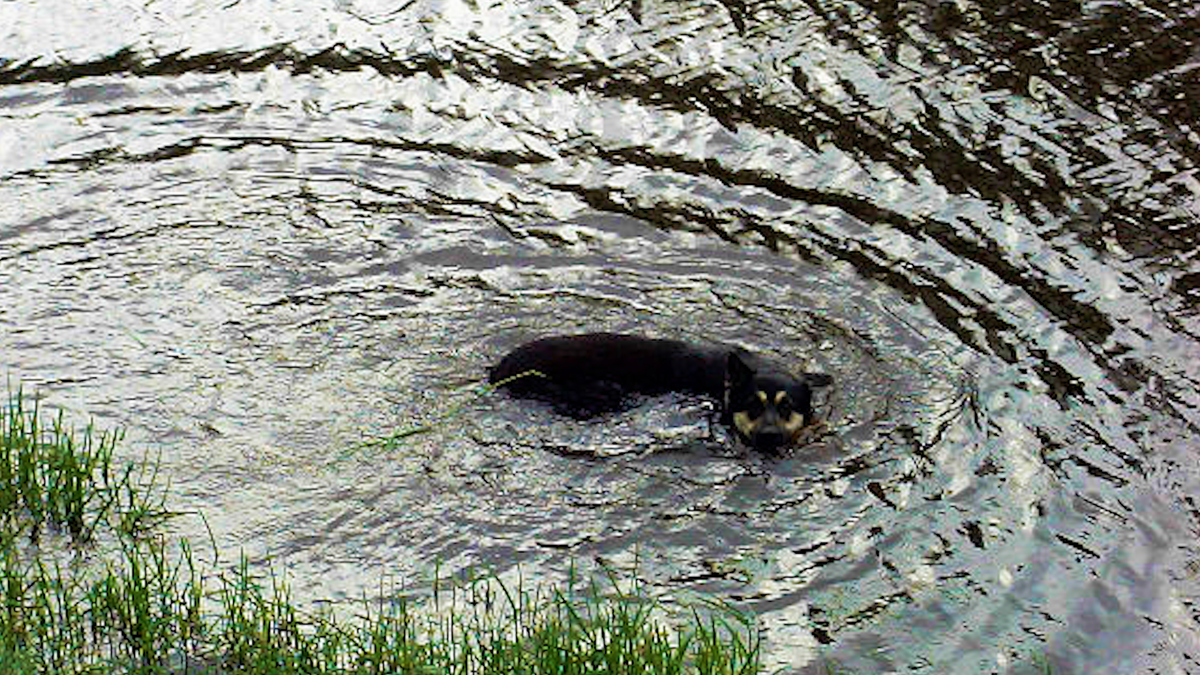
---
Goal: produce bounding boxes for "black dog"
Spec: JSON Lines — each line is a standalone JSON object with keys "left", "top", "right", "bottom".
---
{"left": 489, "top": 333, "right": 832, "bottom": 452}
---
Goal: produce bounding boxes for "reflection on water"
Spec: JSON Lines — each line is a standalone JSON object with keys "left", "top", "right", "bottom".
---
{"left": 2, "top": 0, "right": 1198, "bottom": 672}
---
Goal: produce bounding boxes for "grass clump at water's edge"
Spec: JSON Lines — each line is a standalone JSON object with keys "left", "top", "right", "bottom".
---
{"left": 1, "top": 386, "right": 169, "bottom": 543}
{"left": 1, "top": 387, "right": 762, "bottom": 674}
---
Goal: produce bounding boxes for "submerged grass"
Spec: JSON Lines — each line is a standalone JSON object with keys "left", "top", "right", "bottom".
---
{"left": 353, "top": 370, "right": 545, "bottom": 455}
{"left": 1, "top": 387, "right": 762, "bottom": 674}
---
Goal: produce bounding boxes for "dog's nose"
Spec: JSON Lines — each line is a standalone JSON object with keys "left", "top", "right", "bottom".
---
{"left": 752, "top": 428, "right": 786, "bottom": 452}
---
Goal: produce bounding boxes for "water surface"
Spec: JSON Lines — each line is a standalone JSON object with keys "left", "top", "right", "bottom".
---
{"left": 2, "top": 0, "right": 1198, "bottom": 672}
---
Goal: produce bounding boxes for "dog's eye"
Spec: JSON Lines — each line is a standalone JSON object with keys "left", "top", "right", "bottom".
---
{"left": 746, "top": 397, "right": 765, "bottom": 418}
{"left": 776, "top": 398, "right": 792, "bottom": 418}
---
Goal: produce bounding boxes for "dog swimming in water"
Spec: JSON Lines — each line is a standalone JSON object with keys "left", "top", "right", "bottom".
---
{"left": 489, "top": 333, "right": 832, "bottom": 453}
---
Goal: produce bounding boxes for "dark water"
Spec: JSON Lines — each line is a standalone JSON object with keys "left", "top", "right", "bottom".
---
{"left": 2, "top": 0, "right": 1199, "bottom": 672}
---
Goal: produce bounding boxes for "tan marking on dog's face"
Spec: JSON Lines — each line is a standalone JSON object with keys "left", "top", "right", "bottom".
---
{"left": 733, "top": 390, "right": 808, "bottom": 447}
{"left": 732, "top": 410, "right": 756, "bottom": 439}
{"left": 733, "top": 391, "right": 771, "bottom": 438}
{"left": 779, "top": 411, "right": 806, "bottom": 437}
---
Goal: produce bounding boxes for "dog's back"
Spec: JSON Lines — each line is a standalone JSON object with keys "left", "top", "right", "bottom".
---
{"left": 489, "top": 333, "right": 726, "bottom": 400}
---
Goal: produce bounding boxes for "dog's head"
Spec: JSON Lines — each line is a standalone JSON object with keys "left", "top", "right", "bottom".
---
{"left": 724, "top": 349, "right": 831, "bottom": 453}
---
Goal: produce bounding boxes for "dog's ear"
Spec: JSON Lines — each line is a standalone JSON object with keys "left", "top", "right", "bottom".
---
{"left": 791, "top": 381, "right": 816, "bottom": 424}
{"left": 804, "top": 372, "right": 833, "bottom": 388}
{"left": 720, "top": 349, "right": 755, "bottom": 425}
{"left": 725, "top": 349, "right": 755, "bottom": 391}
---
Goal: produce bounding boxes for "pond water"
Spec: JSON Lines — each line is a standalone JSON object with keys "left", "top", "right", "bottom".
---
{"left": 2, "top": 0, "right": 1199, "bottom": 672}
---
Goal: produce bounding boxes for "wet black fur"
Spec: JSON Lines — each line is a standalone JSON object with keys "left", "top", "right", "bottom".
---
{"left": 489, "top": 333, "right": 832, "bottom": 452}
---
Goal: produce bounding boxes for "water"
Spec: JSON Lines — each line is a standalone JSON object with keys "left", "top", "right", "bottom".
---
{"left": 2, "top": 0, "right": 1198, "bottom": 672}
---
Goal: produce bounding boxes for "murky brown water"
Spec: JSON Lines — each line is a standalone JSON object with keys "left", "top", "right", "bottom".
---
{"left": 3, "top": 0, "right": 1199, "bottom": 672}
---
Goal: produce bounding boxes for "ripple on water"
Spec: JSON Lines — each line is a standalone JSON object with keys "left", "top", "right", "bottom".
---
{"left": 1, "top": 0, "right": 1198, "bottom": 672}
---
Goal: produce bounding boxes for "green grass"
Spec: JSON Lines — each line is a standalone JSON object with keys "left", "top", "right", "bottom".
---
{"left": 1, "top": 386, "right": 172, "bottom": 543}
{"left": 1, "top": 387, "right": 762, "bottom": 674}
{"left": 353, "top": 370, "right": 545, "bottom": 455}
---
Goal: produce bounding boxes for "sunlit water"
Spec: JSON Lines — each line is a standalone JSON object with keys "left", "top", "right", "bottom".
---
{"left": 2, "top": 0, "right": 1199, "bottom": 672}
